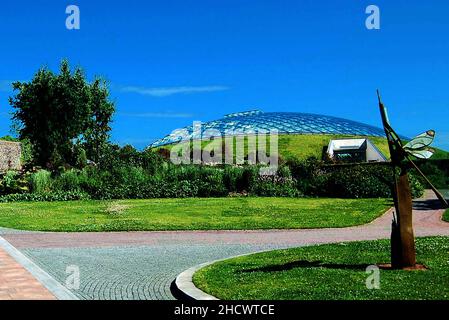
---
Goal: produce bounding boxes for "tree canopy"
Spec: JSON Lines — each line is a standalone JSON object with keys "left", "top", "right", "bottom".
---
{"left": 9, "top": 60, "right": 115, "bottom": 169}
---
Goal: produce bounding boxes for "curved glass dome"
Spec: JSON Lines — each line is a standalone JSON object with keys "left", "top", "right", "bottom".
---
{"left": 150, "top": 110, "right": 386, "bottom": 148}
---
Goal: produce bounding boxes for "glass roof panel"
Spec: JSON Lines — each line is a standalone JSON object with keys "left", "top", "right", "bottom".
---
{"left": 150, "top": 110, "right": 392, "bottom": 148}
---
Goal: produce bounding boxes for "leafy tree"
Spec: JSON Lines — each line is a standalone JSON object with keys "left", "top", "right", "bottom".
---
{"left": 83, "top": 79, "right": 115, "bottom": 164}
{"left": 9, "top": 60, "right": 115, "bottom": 168}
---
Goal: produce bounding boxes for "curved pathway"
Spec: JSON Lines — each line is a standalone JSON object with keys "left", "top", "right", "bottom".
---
{"left": 0, "top": 192, "right": 447, "bottom": 300}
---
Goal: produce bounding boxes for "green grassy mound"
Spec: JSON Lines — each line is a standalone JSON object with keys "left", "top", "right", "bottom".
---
{"left": 155, "top": 134, "right": 390, "bottom": 160}
{"left": 154, "top": 133, "right": 449, "bottom": 161}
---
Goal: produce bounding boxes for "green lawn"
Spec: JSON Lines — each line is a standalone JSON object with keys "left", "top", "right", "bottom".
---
{"left": 0, "top": 197, "right": 390, "bottom": 232}
{"left": 194, "top": 237, "right": 449, "bottom": 300}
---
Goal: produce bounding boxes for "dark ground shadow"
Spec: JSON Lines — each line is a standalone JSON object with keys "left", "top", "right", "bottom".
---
{"left": 413, "top": 199, "right": 446, "bottom": 211}
{"left": 240, "top": 260, "right": 370, "bottom": 273}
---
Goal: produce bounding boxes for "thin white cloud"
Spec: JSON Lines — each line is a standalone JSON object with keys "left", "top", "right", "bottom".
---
{"left": 118, "top": 112, "right": 195, "bottom": 119}
{"left": 120, "top": 85, "right": 229, "bottom": 97}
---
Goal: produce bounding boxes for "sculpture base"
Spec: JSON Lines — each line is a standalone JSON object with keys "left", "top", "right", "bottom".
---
{"left": 377, "top": 263, "right": 428, "bottom": 271}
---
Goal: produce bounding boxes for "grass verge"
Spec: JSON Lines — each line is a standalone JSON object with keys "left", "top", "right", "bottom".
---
{"left": 194, "top": 237, "right": 449, "bottom": 300}
{"left": 0, "top": 197, "right": 390, "bottom": 232}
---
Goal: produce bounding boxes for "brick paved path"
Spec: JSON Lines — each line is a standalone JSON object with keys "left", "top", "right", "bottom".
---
{"left": 0, "top": 192, "right": 447, "bottom": 300}
{"left": 0, "top": 247, "right": 55, "bottom": 300}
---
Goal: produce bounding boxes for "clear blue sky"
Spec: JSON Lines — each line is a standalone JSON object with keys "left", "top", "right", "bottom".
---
{"left": 1, "top": 0, "right": 448, "bottom": 150}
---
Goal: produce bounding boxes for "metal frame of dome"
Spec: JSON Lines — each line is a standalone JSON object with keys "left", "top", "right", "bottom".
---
{"left": 150, "top": 110, "right": 387, "bottom": 148}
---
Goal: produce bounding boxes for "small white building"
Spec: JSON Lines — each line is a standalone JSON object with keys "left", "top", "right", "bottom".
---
{"left": 327, "top": 139, "right": 387, "bottom": 163}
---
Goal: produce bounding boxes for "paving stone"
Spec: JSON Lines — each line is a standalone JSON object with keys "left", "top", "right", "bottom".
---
{"left": 0, "top": 247, "right": 55, "bottom": 300}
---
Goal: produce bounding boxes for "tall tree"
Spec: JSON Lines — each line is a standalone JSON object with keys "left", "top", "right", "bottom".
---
{"left": 83, "top": 79, "right": 115, "bottom": 164}
{"left": 9, "top": 60, "right": 115, "bottom": 168}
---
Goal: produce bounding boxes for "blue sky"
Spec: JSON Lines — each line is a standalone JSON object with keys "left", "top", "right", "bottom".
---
{"left": 1, "top": 0, "right": 448, "bottom": 150}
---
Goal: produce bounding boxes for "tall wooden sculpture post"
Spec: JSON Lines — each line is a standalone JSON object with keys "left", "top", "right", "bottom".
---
{"left": 377, "top": 90, "right": 448, "bottom": 269}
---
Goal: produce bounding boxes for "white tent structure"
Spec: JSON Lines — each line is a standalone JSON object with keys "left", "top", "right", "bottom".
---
{"left": 327, "top": 139, "right": 387, "bottom": 163}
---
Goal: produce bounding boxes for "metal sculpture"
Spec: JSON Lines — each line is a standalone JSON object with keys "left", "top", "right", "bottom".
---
{"left": 377, "top": 90, "right": 448, "bottom": 269}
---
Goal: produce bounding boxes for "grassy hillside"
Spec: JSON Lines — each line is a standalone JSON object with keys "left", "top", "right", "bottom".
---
{"left": 431, "top": 148, "right": 449, "bottom": 160}
{"left": 277, "top": 134, "right": 390, "bottom": 160}
{"left": 154, "top": 133, "right": 449, "bottom": 161}
{"left": 155, "top": 134, "right": 391, "bottom": 160}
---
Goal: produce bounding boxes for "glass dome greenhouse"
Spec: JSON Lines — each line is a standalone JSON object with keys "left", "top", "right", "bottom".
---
{"left": 150, "top": 110, "right": 386, "bottom": 148}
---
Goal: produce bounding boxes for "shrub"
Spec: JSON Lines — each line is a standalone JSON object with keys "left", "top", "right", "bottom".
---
{"left": 73, "top": 169, "right": 106, "bottom": 199}
{"left": 3, "top": 149, "right": 428, "bottom": 201}
{"left": 322, "top": 165, "right": 393, "bottom": 198}
{"left": 288, "top": 158, "right": 424, "bottom": 199}
{"left": 0, "top": 190, "right": 90, "bottom": 203}
{"left": 20, "top": 138, "right": 33, "bottom": 165}
{"left": 223, "top": 166, "right": 243, "bottom": 192}
{"left": 250, "top": 176, "right": 301, "bottom": 197}
{"left": 29, "top": 170, "right": 52, "bottom": 193}
{"left": 198, "top": 171, "right": 228, "bottom": 197}
{"left": 409, "top": 173, "right": 425, "bottom": 199}
{"left": 53, "top": 169, "right": 82, "bottom": 191}
{"left": 246, "top": 165, "right": 301, "bottom": 197}
{"left": 158, "top": 165, "right": 228, "bottom": 197}
{"left": 2, "top": 171, "right": 18, "bottom": 192}
{"left": 85, "top": 166, "right": 147, "bottom": 199}
{"left": 99, "top": 144, "right": 165, "bottom": 173}
{"left": 240, "top": 166, "right": 260, "bottom": 191}
{"left": 162, "top": 180, "right": 199, "bottom": 198}
{"left": 287, "top": 157, "right": 326, "bottom": 196}
{"left": 413, "top": 160, "right": 449, "bottom": 190}
{"left": 317, "top": 165, "right": 424, "bottom": 199}
{"left": 0, "top": 171, "right": 29, "bottom": 194}
{"left": 74, "top": 145, "right": 88, "bottom": 169}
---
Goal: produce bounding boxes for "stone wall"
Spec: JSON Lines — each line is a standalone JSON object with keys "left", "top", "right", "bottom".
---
{"left": 0, "top": 141, "right": 22, "bottom": 172}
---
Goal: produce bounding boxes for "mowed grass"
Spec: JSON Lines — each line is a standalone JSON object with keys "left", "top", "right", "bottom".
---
{"left": 194, "top": 237, "right": 449, "bottom": 300}
{"left": 0, "top": 197, "right": 390, "bottom": 232}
